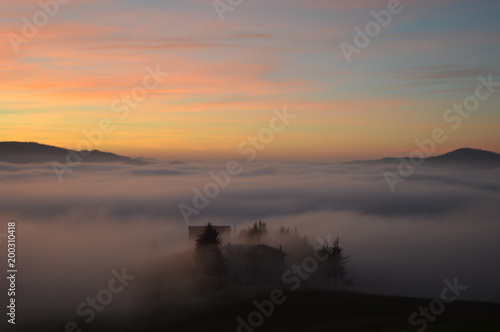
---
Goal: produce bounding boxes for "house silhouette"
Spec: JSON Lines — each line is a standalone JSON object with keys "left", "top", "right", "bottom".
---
{"left": 224, "top": 244, "right": 286, "bottom": 284}
{"left": 189, "top": 224, "right": 287, "bottom": 283}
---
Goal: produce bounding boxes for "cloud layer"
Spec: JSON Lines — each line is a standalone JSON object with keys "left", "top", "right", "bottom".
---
{"left": 1, "top": 160, "right": 499, "bottom": 329}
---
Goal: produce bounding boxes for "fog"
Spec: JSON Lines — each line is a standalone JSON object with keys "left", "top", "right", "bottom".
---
{"left": 1, "top": 160, "right": 499, "bottom": 329}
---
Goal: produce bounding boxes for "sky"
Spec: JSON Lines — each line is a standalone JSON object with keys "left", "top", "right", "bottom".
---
{"left": 1, "top": 0, "right": 500, "bottom": 161}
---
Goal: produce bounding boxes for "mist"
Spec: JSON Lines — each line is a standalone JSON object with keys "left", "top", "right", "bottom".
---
{"left": 1, "top": 160, "right": 499, "bottom": 329}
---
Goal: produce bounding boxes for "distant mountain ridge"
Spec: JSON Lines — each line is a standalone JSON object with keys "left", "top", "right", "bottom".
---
{"left": 0, "top": 142, "right": 150, "bottom": 165}
{"left": 348, "top": 148, "right": 500, "bottom": 170}
{"left": 1, "top": 143, "right": 498, "bottom": 169}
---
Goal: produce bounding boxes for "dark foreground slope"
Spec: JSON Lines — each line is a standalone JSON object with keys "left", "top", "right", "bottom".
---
{"left": 75, "top": 290, "right": 500, "bottom": 332}
{"left": 13, "top": 287, "right": 500, "bottom": 332}
{"left": 0, "top": 141, "right": 149, "bottom": 165}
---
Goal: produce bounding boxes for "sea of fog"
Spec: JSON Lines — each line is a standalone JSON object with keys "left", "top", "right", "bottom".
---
{"left": 0, "top": 160, "right": 499, "bottom": 326}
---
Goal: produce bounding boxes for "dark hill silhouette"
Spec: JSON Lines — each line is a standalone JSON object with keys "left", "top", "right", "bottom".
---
{"left": 425, "top": 148, "right": 500, "bottom": 168}
{"left": 347, "top": 148, "right": 500, "bottom": 170}
{"left": 0, "top": 141, "right": 150, "bottom": 165}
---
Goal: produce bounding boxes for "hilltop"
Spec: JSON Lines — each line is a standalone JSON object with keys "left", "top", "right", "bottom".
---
{"left": 0, "top": 141, "right": 150, "bottom": 165}
{"left": 347, "top": 147, "right": 500, "bottom": 170}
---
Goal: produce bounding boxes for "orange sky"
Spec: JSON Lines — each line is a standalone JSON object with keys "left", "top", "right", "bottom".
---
{"left": 1, "top": 0, "right": 500, "bottom": 161}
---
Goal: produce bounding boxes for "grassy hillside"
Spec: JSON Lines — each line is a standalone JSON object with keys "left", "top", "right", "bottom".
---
{"left": 122, "top": 289, "right": 500, "bottom": 332}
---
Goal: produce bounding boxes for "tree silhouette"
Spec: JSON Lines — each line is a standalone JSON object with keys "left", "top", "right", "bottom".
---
{"left": 195, "top": 223, "right": 226, "bottom": 276}
{"left": 279, "top": 226, "right": 290, "bottom": 235}
{"left": 318, "top": 236, "right": 349, "bottom": 287}
{"left": 278, "top": 226, "right": 314, "bottom": 262}
{"left": 238, "top": 220, "right": 267, "bottom": 244}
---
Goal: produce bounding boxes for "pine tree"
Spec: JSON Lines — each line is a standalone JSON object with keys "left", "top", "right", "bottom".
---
{"left": 277, "top": 226, "right": 314, "bottom": 262}
{"left": 195, "top": 223, "right": 226, "bottom": 276}
{"left": 238, "top": 220, "right": 268, "bottom": 244}
{"left": 318, "top": 236, "right": 349, "bottom": 286}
